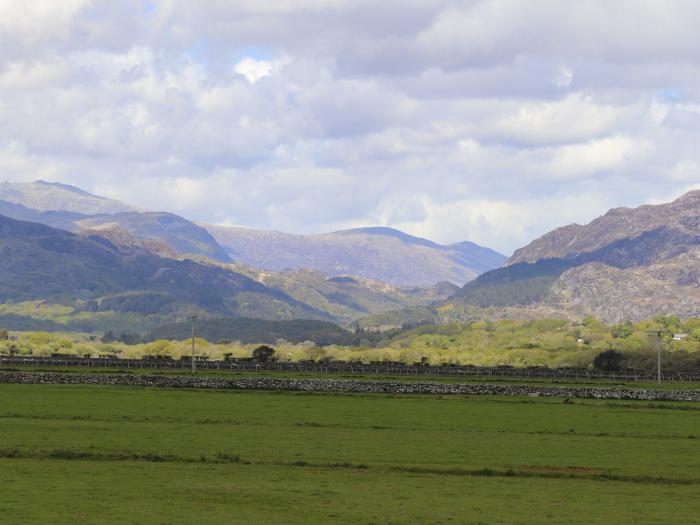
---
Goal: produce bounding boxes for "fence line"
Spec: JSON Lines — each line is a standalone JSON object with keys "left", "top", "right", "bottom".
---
{"left": 1, "top": 356, "right": 699, "bottom": 382}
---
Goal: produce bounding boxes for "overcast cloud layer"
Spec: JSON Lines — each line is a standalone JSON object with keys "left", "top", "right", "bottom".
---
{"left": 2, "top": 0, "right": 700, "bottom": 254}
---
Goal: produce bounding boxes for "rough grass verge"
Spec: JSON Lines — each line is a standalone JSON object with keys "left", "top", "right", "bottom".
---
{"left": 1, "top": 448, "right": 697, "bottom": 486}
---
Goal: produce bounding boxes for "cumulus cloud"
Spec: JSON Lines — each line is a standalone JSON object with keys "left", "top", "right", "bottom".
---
{"left": 234, "top": 57, "right": 273, "bottom": 84}
{"left": 1, "top": 0, "right": 700, "bottom": 254}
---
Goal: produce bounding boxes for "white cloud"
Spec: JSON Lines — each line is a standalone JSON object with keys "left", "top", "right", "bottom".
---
{"left": 234, "top": 57, "right": 273, "bottom": 84}
{"left": 2, "top": 1, "right": 700, "bottom": 254}
{"left": 493, "top": 94, "right": 630, "bottom": 145}
{"left": 542, "top": 136, "right": 650, "bottom": 179}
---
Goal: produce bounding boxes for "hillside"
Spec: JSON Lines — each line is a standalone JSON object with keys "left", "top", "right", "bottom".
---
{"left": 203, "top": 224, "right": 506, "bottom": 287}
{"left": 446, "top": 190, "right": 700, "bottom": 322}
{"left": 229, "top": 266, "right": 458, "bottom": 324}
{"left": 0, "top": 214, "right": 324, "bottom": 322}
{"left": 0, "top": 200, "right": 232, "bottom": 264}
{"left": 74, "top": 212, "right": 232, "bottom": 263}
{"left": 147, "top": 317, "right": 354, "bottom": 346}
{"left": 0, "top": 214, "right": 460, "bottom": 333}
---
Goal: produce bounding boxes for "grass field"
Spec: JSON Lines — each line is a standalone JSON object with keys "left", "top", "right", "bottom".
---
{"left": 1, "top": 383, "right": 699, "bottom": 524}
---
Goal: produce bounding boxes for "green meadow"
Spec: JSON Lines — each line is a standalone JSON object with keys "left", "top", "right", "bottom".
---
{"left": 0, "top": 384, "right": 699, "bottom": 524}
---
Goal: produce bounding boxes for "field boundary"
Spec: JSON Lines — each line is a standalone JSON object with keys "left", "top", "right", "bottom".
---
{"left": 2, "top": 372, "right": 699, "bottom": 401}
{"left": 2, "top": 356, "right": 699, "bottom": 381}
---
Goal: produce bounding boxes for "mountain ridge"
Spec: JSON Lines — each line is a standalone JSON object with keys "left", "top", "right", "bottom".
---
{"left": 203, "top": 223, "right": 506, "bottom": 287}
{"left": 510, "top": 190, "right": 700, "bottom": 266}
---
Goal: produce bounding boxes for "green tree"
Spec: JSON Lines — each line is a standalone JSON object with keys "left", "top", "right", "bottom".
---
{"left": 252, "top": 345, "right": 275, "bottom": 363}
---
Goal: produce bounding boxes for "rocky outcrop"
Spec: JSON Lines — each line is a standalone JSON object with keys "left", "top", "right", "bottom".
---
{"left": 548, "top": 250, "right": 700, "bottom": 322}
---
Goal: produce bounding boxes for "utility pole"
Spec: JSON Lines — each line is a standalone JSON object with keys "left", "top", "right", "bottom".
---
{"left": 648, "top": 330, "right": 662, "bottom": 384}
{"left": 190, "top": 315, "right": 198, "bottom": 374}
{"left": 656, "top": 331, "right": 662, "bottom": 384}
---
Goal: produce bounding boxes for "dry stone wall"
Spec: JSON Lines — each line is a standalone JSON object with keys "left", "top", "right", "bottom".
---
{"left": 1, "top": 372, "right": 699, "bottom": 402}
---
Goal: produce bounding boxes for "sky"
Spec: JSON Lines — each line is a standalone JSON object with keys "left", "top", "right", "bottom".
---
{"left": 2, "top": 1, "right": 700, "bottom": 254}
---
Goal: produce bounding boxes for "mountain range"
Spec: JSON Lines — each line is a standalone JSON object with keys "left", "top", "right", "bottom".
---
{"left": 0, "top": 212, "right": 462, "bottom": 329}
{"left": 0, "top": 180, "right": 505, "bottom": 287}
{"left": 4, "top": 179, "right": 699, "bottom": 331}
{"left": 0, "top": 181, "right": 474, "bottom": 333}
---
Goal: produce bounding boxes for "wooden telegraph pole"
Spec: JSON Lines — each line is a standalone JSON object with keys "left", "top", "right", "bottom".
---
{"left": 190, "top": 315, "right": 198, "bottom": 374}
{"left": 647, "top": 330, "right": 662, "bottom": 383}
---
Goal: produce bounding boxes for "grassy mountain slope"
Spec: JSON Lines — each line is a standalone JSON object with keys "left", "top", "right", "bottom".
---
{"left": 203, "top": 224, "right": 506, "bottom": 287}
{"left": 74, "top": 212, "right": 232, "bottom": 263}
{"left": 0, "top": 181, "right": 506, "bottom": 285}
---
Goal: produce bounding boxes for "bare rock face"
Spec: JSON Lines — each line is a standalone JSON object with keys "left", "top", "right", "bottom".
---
{"left": 548, "top": 248, "right": 700, "bottom": 322}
